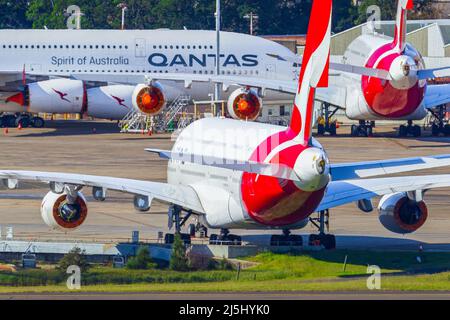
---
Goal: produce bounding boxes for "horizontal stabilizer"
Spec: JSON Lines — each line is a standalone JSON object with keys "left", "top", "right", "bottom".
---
{"left": 330, "top": 63, "right": 392, "bottom": 80}
{"left": 418, "top": 67, "right": 450, "bottom": 80}
{"left": 331, "top": 154, "right": 450, "bottom": 181}
{"left": 146, "top": 148, "right": 300, "bottom": 181}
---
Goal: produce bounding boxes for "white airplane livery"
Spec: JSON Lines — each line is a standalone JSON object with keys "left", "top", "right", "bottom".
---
{"left": 0, "top": 28, "right": 298, "bottom": 127}
{"left": 2, "top": 0, "right": 450, "bottom": 248}
{"left": 145, "top": 0, "right": 449, "bottom": 137}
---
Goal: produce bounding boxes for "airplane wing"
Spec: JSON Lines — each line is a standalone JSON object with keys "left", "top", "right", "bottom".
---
{"left": 145, "top": 148, "right": 299, "bottom": 181}
{"left": 423, "top": 84, "right": 450, "bottom": 110}
{"left": 148, "top": 149, "right": 450, "bottom": 182}
{"left": 0, "top": 170, "right": 205, "bottom": 214}
{"left": 331, "top": 154, "right": 450, "bottom": 181}
{"left": 317, "top": 174, "right": 450, "bottom": 211}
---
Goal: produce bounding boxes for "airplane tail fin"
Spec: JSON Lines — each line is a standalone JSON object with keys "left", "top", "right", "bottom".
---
{"left": 393, "top": 0, "right": 413, "bottom": 52}
{"left": 290, "top": 0, "right": 332, "bottom": 145}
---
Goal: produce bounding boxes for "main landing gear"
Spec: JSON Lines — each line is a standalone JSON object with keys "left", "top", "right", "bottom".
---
{"left": 0, "top": 114, "right": 45, "bottom": 128}
{"left": 270, "top": 229, "right": 303, "bottom": 246}
{"left": 428, "top": 105, "right": 450, "bottom": 137}
{"left": 398, "top": 120, "right": 421, "bottom": 137}
{"left": 164, "top": 205, "right": 193, "bottom": 245}
{"left": 308, "top": 210, "right": 336, "bottom": 250}
{"left": 351, "top": 120, "right": 374, "bottom": 137}
{"left": 317, "top": 103, "right": 339, "bottom": 136}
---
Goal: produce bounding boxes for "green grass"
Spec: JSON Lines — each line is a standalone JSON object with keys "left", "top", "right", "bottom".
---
{"left": 1, "top": 250, "right": 449, "bottom": 293}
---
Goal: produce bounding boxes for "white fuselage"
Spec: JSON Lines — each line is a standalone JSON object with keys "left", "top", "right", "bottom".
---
{"left": 167, "top": 117, "right": 322, "bottom": 230}
{"left": 331, "top": 33, "right": 427, "bottom": 121}
{"left": 0, "top": 29, "right": 297, "bottom": 118}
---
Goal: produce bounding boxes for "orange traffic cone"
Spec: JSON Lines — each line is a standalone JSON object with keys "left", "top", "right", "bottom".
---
{"left": 4, "top": 128, "right": 8, "bottom": 135}
{"left": 17, "top": 123, "right": 22, "bottom": 130}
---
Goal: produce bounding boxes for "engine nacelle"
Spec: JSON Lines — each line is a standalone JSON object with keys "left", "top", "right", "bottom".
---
{"left": 41, "top": 191, "right": 88, "bottom": 231}
{"left": 132, "top": 83, "right": 166, "bottom": 115}
{"left": 87, "top": 85, "right": 135, "bottom": 120}
{"left": 27, "top": 79, "right": 86, "bottom": 114}
{"left": 378, "top": 192, "right": 428, "bottom": 234}
{"left": 227, "top": 88, "right": 262, "bottom": 121}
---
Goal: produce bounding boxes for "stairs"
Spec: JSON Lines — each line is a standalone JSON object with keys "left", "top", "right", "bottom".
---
{"left": 119, "top": 95, "right": 191, "bottom": 134}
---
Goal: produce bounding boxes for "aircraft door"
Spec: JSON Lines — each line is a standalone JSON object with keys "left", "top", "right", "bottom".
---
{"left": 135, "top": 38, "right": 146, "bottom": 57}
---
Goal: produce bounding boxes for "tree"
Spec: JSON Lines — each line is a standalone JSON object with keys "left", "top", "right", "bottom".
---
{"left": 0, "top": 0, "right": 32, "bottom": 28}
{"left": 169, "top": 234, "right": 189, "bottom": 271}
{"left": 57, "top": 247, "right": 90, "bottom": 274}
{"left": 126, "top": 246, "right": 156, "bottom": 270}
{"left": 355, "top": 0, "right": 438, "bottom": 26}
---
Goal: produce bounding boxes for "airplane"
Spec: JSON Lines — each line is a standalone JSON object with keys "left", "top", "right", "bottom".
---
{"left": 2, "top": 0, "right": 450, "bottom": 249}
{"left": 0, "top": 26, "right": 299, "bottom": 128}
{"left": 142, "top": 0, "right": 450, "bottom": 138}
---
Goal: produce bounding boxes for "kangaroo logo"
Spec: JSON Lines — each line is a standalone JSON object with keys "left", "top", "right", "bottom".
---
{"left": 111, "top": 95, "right": 129, "bottom": 109}
{"left": 53, "top": 89, "right": 71, "bottom": 103}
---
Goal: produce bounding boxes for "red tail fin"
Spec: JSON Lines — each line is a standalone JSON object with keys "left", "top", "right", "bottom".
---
{"left": 290, "top": 0, "right": 332, "bottom": 144}
{"left": 393, "top": 0, "right": 413, "bottom": 52}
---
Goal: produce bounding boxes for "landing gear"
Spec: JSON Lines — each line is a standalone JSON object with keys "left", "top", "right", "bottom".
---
{"left": 164, "top": 205, "right": 193, "bottom": 245}
{"left": 209, "top": 229, "right": 242, "bottom": 245}
{"left": 15, "top": 115, "right": 31, "bottom": 128}
{"left": 188, "top": 221, "right": 208, "bottom": 238}
{"left": 31, "top": 116, "right": 45, "bottom": 128}
{"left": 351, "top": 120, "right": 374, "bottom": 137}
{"left": 1, "top": 114, "right": 17, "bottom": 128}
{"left": 429, "top": 105, "right": 450, "bottom": 137}
{"left": 398, "top": 120, "right": 421, "bottom": 137}
{"left": 317, "top": 103, "right": 339, "bottom": 136}
{"left": 308, "top": 210, "right": 336, "bottom": 250}
{"left": 270, "top": 229, "right": 303, "bottom": 246}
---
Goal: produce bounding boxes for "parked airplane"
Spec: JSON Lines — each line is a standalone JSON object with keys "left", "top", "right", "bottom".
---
{"left": 144, "top": 0, "right": 450, "bottom": 137}
{"left": 2, "top": 0, "right": 450, "bottom": 249}
{"left": 0, "top": 26, "right": 299, "bottom": 128}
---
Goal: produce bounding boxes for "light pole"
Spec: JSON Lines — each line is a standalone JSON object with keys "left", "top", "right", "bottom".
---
{"left": 117, "top": 3, "right": 128, "bottom": 30}
{"left": 243, "top": 12, "right": 259, "bottom": 35}
{"left": 214, "top": 0, "right": 221, "bottom": 101}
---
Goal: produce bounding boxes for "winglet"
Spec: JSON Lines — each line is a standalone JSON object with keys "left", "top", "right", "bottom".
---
{"left": 290, "top": 0, "right": 332, "bottom": 144}
{"left": 393, "top": 0, "right": 414, "bottom": 52}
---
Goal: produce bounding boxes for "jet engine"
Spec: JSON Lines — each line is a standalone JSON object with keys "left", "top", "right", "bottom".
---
{"left": 132, "top": 83, "right": 166, "bottom": 115}
{"left": 26, "top": 79, "right": 86, "bottom": 114}
{"left": 41, "top": 191, "right": 88, "bottom": 231}
{"left": 227, "top": 88, "right": 262, "bottom": 121}
{"left": 378, "top": 192, "right": 428, "bottom": 234}
{"left": 87, "top": 85, "right": 135, "bottom": 120}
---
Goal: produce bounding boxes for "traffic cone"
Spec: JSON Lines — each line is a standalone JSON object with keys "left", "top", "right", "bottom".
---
{"left": 4, "top": 128, "right": 8, "bottom": 135}
{"left": 17, "top": 123, "right": 22, "bottom": 130}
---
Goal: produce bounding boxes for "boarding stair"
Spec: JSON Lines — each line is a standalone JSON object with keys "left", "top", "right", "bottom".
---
{"left": 119, "top": 95, "right": 191, "bottom": 134}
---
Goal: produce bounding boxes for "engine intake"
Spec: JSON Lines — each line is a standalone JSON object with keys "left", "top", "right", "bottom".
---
{"left": 41, "top": 191, "right": 88, "bottom": 231}
{"left": 378, "top": 192, "right": 428, "bottom": 234}
{"left": 227, "top": 88, "right": 262, "bottom": 121}
{"left": 132, "top": 83, "right": 166, "bottom": 115}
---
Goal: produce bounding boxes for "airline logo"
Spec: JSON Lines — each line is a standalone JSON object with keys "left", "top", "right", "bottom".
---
{"left": 148, "top": 53, "right": 259, "bottom": 68}
{"left": 111, "top": 95, "right": 129, "bottom": 109}
{"left": 53, "top": 89, "right": 71, "bottom": 103}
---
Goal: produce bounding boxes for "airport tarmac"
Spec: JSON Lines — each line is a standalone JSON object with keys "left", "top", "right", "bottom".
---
{"left": 0, "top": 120, "right": 450, "bottom": 251}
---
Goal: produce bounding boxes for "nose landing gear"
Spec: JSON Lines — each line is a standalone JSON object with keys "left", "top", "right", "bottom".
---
{"left": 209, "top": 229, "right": 242, "bottom": 245}
{"left": 351, "top": 120, "right": 374, "bottom": 137}
{"left": 398, "top": 120, "right": 421, "bottom": 137}
{"left": 308, "top": 210, "right": 336, "bottom": 250}
{"left": 270, "top": 230, "right": 303, "bottom": 246}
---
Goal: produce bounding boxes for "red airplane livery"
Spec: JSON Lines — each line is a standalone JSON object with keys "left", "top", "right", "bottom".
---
{"left": 3, "top": 0, "right": 450, "bottom": 250}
